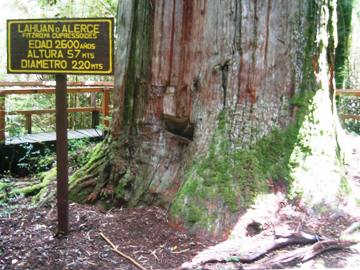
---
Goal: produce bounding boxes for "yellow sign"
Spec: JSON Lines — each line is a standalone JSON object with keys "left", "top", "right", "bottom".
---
{"left": 7, "top": 18, "right": 114, "bottom": 75}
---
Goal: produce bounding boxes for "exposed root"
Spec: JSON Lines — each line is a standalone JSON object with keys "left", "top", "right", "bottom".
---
{"left": 341, "top": 221, "right": 360, "bottom": 242}
{"left": 181, "top": 230, "right": 356, "bottom": 270}
{"left": 77, "top": 178, "right": 98, "bottom": 189}
{"left": 342, "top": 222, "right": 360, "bottom": 236}
{"left": 243, "top": 240, "right": 355, "bottom": 270}
{"left": 68, "top": 136, "right": 133, "bottom": 204}
{"left": 0, "top": 139, "right": 111, "bottom": 206}
{"left": 68, "top": 140, "right": 110, "bottom": 202}
{"left": 0, "top": 168, "right": 57, "bottom": 206}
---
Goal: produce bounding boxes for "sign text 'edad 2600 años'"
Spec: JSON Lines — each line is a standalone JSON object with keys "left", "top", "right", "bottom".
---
{"left": 7, "top": 18, "right": 113, "bottom": 74}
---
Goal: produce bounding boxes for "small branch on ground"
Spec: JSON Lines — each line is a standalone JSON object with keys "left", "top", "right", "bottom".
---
{"left": 99, "top": 232, "right": 147, "bottom": 270}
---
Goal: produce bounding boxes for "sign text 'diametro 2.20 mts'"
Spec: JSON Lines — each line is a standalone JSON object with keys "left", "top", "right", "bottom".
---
{"left": 7, "top": 18, "right": 113, "bottom": 75}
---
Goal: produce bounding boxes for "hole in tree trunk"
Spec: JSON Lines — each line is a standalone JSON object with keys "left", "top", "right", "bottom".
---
{"left": 163, "top": 114, "right": 194, "bottom": 141}
{"left": 246, "top": 221, "right": 263, "bottom": 236}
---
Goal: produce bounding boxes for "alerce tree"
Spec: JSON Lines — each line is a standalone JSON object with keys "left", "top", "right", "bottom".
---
{"left": 70, "top": 0, "right": 351, "bottom": 236}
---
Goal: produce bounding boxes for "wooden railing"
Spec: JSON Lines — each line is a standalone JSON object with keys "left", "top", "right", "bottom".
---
{"left": 0, "top": 82, "right": 113, "bottom": 141}
{"left": 336, "top": 89, "right": 360, "bottom": 121}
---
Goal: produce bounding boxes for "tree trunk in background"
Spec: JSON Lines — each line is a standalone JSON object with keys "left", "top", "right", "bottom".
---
{"left": 347, "top": 2, "right": 360, "bottom": 88}
{"left": 70, "top": 0, "right": 345, "bottom": 237}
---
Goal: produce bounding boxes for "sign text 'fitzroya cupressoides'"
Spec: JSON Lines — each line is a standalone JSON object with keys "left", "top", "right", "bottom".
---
{"left": 7, "top": 18, "right": 113, "bottom": 75}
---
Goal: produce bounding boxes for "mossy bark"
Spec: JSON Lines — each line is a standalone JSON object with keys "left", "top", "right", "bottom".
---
{"left": 69, "top": 0, "right": 347, "bottom": 237}
{"left": 0, "top": 168, "right": 56, "bottom": 205}
{"left": 335, "top": 0, "right": 354, "bottom": 88}
{"left": 289, "top": 0, "right": 350, "bottom": 210}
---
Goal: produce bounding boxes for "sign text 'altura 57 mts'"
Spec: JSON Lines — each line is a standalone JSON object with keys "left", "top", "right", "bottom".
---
{"left": 7, "top": 18, "right": 113, "bottom": 75}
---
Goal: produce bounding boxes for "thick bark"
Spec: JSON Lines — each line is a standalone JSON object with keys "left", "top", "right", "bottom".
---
{"left": 70, "top": 0, "right": 345, "bottom": 237}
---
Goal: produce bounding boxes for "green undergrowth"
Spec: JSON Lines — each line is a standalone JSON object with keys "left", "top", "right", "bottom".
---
{"left": 0, "top": 138, "right": 99, "bottom": 206}
{"left": 0, "top": 167, "right": 56, "bottom": 206}
{"left": 171, "top": 92, "right": 315, "bottom": 229}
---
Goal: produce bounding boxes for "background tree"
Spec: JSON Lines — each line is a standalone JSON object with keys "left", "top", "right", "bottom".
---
{"left": 336, "top": 0, "right": 360, "bottom": 134}
{"left": 70, "top": 0, "right": 353, "bottom": 237}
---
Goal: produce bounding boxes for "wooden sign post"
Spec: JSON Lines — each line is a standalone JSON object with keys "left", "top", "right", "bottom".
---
{"left": 55, "top": 74, "right": 69, "bottom": 234}
{"left": 7, "top": 18, "right": 114, "bottom": 235}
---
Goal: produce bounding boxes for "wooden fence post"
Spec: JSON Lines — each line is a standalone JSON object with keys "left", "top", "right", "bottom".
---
{"left": 25, "top": 113, "right": 32, "bottom": 134}
{"left": 91, "top": 92, "right": 99, "bottom": 128}
{"left": 0, "top": 95, "right": 5, "bottom": 142}
{"left": 102, "top": 89, "right": 110, "bottom": 127}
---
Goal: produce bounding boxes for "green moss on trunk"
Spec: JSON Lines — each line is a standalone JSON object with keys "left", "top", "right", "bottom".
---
{"left": 171, "top": 103, "right": 310, "bottom": 229}
{"left": 69, "top": 140, "right": 108, "bottom": 202}
{"left": 335, "top": 0, "right": 354, "bottom": 88}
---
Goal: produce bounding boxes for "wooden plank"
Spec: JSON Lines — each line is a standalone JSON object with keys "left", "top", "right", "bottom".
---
{"left": 6, "top": 135, "right": 39, "bottom": 144}
{"left": 0, "top": 87, "right": 112, "bottom": 95}
{"left": 70, "top": 129, "right": 91, "bottom": 138}
{"left": 81, "top": 129, "right": 101, "bottom": 137}
{"left": 5, "top": 129, "right": 103, "bottom": 145}
{"left": 339, "top": 114, "right": 360, "bottom": 120}
{"left": 336, "top": 89, "right": 360, "bottom": 96}
{"left": 10, "top": 107, "right": 102, "bottom": 115}
{"left": 86, "top": 129, "right": 103, "bottom": 137}
{"left": 0, "top": 81, "right": 114, "bottom": 87}
{"left": 67, "top": 130, "right": 83, "bottom": 140}
{"left": 25, "top": 133, "right": 55, "bottom": 142}
{"left": 5, "top": 137, "right": 23, "bottom": 144}
{"left": 71, "top": 129, "right": 89, "bottom": 137}
{"left": 76, "top": 128, "right": 102, "bottom": 137}
{"left": 68, "top": 129, "right": 102, "bottom": 139}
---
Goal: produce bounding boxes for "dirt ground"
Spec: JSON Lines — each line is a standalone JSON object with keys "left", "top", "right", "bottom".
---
{"left": 1, "top": 133, "right": 360, "bottom": 270}
{"left": 0, "top": 201, "right": 214, "bottom": 270}
{"left": 1, "top": 198, "right": 359, "bottom": 270}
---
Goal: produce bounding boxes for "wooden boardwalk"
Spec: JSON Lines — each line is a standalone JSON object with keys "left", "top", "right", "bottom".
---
{"left": 5, "top": 129, "right": 103, "bottom": 145}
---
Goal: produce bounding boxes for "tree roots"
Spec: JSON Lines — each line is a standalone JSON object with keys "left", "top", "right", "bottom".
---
{"left": 0, "top": 167, "right": 57, "bottom": 206}
{"left": 181, "top": 230, "right": 357, "bottom": 270}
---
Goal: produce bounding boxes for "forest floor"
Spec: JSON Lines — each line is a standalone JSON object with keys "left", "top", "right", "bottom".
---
{"left": 0, "top": 200, "right": 214, "bottom": 270}
{"left": 0, "top": 133, "right": 360, "bottom": 270}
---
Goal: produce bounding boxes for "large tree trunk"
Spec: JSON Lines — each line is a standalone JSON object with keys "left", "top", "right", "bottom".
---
{"left": 70, "top": 0, "right": 345, "bottom": 237}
